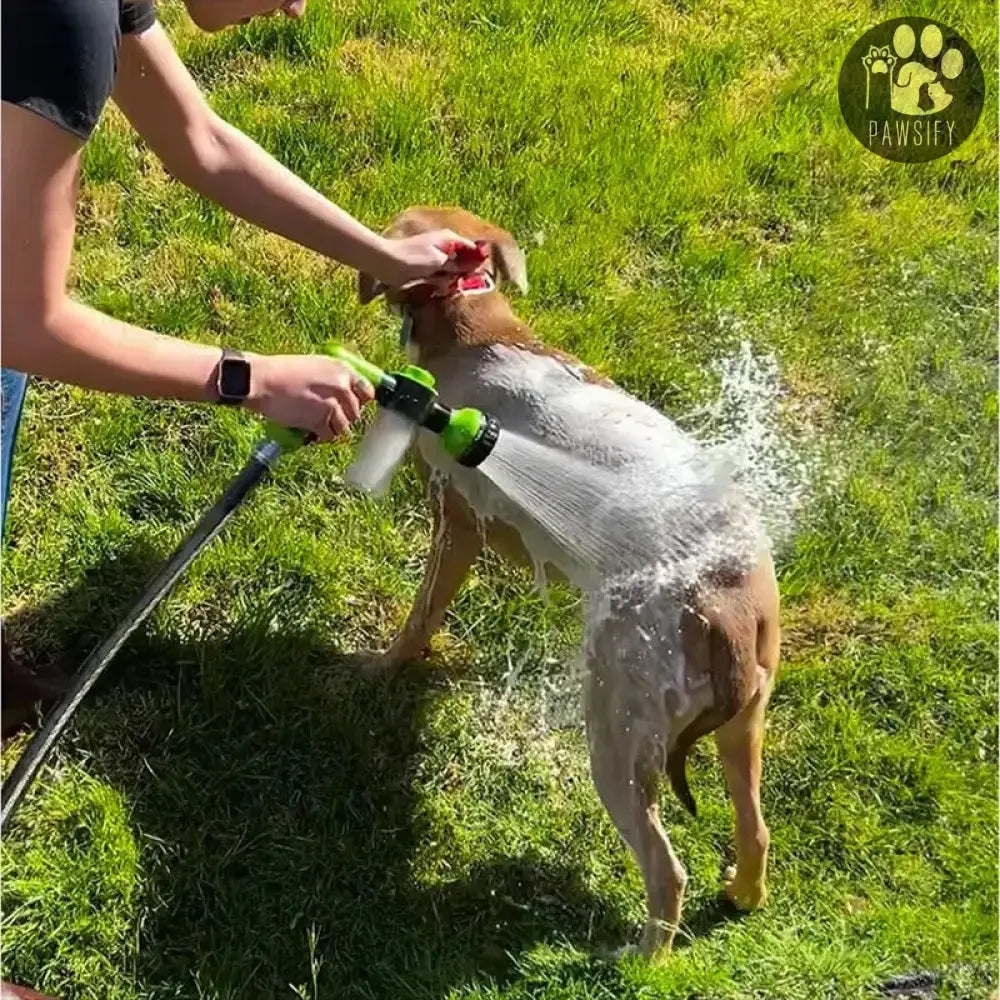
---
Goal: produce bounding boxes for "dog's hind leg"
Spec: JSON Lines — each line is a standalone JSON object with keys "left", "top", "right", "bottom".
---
{"left": 713, "top": 559, "right": 780, "bottom": 910}
{"left": 714, "top": 682, "right": 772, "bottom": 910}
{"left": 380, "top": 482, "right": 483, "bottom": 668}
{"left": 586, "top": 670, "right": 686, "bottom": 960}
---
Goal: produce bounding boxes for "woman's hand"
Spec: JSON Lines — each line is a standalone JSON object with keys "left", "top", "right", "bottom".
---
{"left": 373, "top": 229, "right": 478, "bottom": 288}
{"left": 247, "top": 354, "right": 375, "bottom": 442}
{"left": 184, "top": 0, "right": 307, "bottom": 32}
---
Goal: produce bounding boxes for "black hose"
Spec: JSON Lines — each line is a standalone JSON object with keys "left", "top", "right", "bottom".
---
{"left": 1, "top": 440, "right": 282, "bottom": 829}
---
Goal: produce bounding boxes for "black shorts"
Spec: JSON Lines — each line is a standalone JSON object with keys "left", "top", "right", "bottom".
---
{"left": 1, "top": 0, "right": 157, "bottom": 141}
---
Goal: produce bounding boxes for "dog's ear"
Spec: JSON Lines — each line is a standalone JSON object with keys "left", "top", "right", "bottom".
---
{"left": 358, "top": 272, "right": 386, "bottom": 305}
{"left": 488, "top": 232, "right": 528, "bottom": 295}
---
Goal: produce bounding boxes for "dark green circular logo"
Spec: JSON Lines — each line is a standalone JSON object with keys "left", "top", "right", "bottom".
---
{"left": 838, "top": 17, "right": 984, "bottom": 163}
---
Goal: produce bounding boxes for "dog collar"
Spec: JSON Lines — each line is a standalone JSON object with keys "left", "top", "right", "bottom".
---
{"left": 398, "top": 269, "right": 496, "bottom": 346}
{"left": 402, "top": 269, "right": 495, "bottom": 307}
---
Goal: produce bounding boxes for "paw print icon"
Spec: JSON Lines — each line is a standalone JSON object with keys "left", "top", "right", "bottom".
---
{"left": 889, "top": 23, "right": 964, "bottom": 116}
{"left": 840, "top": 17, "right": 984, "bottom": 162}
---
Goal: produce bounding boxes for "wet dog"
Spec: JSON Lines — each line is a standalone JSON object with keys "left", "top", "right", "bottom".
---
{"left": 358, "top": 206, "right": 781, "bottom": 958}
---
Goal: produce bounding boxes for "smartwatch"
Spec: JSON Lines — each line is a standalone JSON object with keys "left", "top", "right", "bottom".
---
{"left": 215, "top": 348, "right": 252, "bottom": 405}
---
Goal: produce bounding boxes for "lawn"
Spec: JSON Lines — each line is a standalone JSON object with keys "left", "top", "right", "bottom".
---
{"left": 2, "top": 0, "right": 997, "bottom": 998}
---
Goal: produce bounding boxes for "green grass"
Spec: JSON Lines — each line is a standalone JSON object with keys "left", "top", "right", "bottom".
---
{"left": 2, "top": 0, "right": 997, "bottom": 997}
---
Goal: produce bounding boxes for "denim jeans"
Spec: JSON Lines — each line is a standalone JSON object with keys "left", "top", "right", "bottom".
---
{"left": 1, "top": 368, "right": 29, "bottom": 537}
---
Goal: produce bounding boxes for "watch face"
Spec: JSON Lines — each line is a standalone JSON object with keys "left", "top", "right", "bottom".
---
{"left": 219, "top": 357, "right": 251, "bottom": 400}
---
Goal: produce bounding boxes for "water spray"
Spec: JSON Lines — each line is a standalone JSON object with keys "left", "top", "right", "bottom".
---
{"left": 1, "top": 343, "right": 499, "bottom": 827}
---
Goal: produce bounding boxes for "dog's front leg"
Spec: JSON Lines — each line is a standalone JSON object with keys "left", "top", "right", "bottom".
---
{"left": 378, "top": 482, "right": 483, "bottom": 669}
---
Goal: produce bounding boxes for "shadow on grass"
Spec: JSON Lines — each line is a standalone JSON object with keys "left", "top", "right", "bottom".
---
{"left": 4, "top": 547, "right": 644, "bottom": 999}
{"left": 677, "top": 895, "right": 748, "bottom": 946}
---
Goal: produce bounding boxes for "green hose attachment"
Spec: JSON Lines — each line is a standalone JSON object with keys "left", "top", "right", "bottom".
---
{"left": 441, "top": 407, "right": 500, "bottom": 467}
{"left": 263, "top": 342, "right": 499, "bottom": 469}
{"left": 264, "top": 422, "right": 313, "bottom": 454}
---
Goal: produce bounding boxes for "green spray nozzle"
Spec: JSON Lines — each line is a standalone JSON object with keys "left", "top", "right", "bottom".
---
{"left": 441, "top": 407, "right": 500, "bottom": 467}
{"left": 319, "top": 342, "right": 499, "bottom": 467}
{"left": 262, "top": 342, "right": 499, "bottom": 470}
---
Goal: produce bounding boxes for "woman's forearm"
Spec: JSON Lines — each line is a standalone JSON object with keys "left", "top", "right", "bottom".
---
{"left": 181, "top": 116, "right": 389, "bottom": 276}
{"left": 3, "top": 298, "right": 376, "bottom": 442}
{"left": 6, "top": 299, "right": 223, "bottom": 401}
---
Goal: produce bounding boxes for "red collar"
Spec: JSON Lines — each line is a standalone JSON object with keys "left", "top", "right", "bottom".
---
{"left": 399, "top": 238, "right": 495, "bottom": 307}
{"left": 398, "top": 269, "right": 495, "bottom": 347}
{"left": 402, "top": 269, "right": 496, "bottom": 307}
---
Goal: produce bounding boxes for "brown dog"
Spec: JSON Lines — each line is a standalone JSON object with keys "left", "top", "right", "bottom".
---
{"left": 358, "top": 207, "right": 781, "bottom": 959}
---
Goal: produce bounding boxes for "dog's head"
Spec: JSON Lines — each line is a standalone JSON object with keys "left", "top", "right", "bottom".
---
{"left": 357, "top": 206, "right": 528, "bottom": 306}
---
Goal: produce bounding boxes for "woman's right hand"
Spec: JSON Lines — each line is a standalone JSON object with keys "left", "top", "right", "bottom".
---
{"left": 373, "top": 229, "right": 478, "bottom": 288}
{"left": 246, "top": 354, "right": 375, "bottom": 442}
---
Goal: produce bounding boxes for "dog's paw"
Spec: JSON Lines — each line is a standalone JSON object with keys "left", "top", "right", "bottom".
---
{"left": 604, "top": 928, "right": 671, "bottom": 965}
{"left": 638, "top": 918, "right": 677, "bottom": 964}
{"left": 722, "top": 865, "right": 768, "bottom": 911}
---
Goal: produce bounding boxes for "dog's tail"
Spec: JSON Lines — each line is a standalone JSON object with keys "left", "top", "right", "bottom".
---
{"left": 665, "top": 707, "right": 730, "bottom": 817}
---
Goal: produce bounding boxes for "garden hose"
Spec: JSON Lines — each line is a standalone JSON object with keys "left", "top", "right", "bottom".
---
{"left": 1, "top": 343, "right": 499, "bottom": 827}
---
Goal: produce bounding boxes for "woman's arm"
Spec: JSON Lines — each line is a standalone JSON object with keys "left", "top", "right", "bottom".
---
{"left": 0, "top": 102, "right": 221, "bottom": 400}
{"left": 113, "top": 23, "right": 467, "bottom": 287}
{"left": 1, "top": 101, "right": 370, "bottom": 441}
